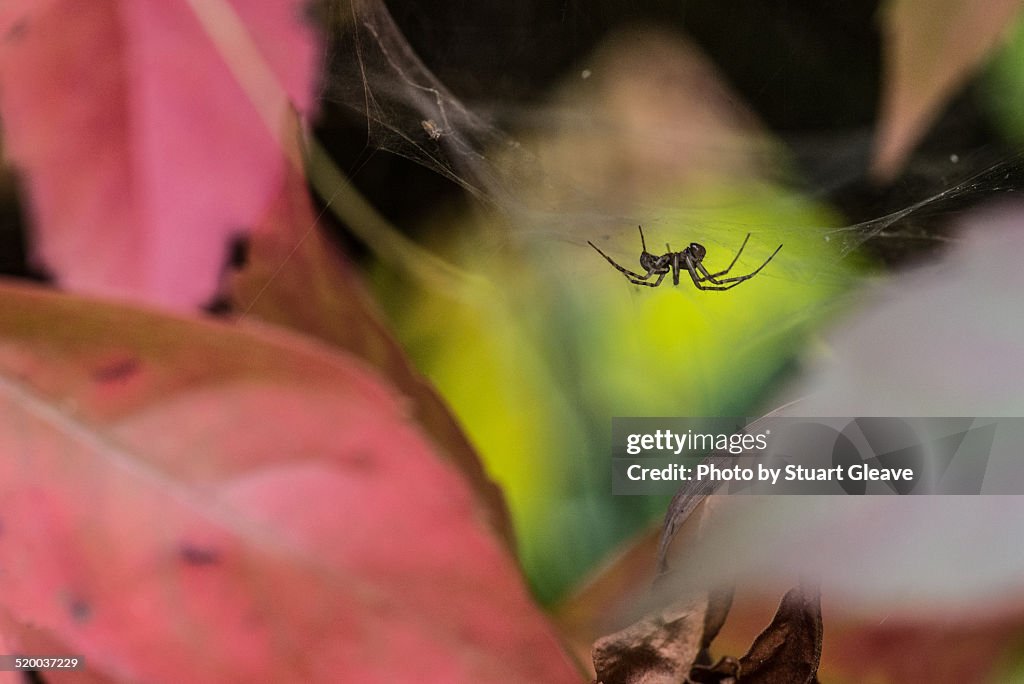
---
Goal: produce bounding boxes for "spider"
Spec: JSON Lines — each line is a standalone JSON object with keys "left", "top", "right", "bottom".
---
{"left": 588, "top": 226, "right": 782, "bottom": 291}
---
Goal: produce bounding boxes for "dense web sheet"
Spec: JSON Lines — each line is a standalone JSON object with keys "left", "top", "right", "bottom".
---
{"left": 319, "top": 0, "right": 525, "bottom": 206}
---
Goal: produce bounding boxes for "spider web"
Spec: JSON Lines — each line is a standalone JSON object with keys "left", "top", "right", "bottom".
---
{"left": 317, "top": 0, "right": 529, "bottom": 208}
{"left": 315, "top": 0, "right": 814, "bottom": 253}
{"left": 823, "top": 152, "right": 1024, "bottom": 257}
{"left": 312, "top": 0, "right": 1024, "bottom": 279}
{"left": 299, "top": 0, "right": 1024, "bottom": 601}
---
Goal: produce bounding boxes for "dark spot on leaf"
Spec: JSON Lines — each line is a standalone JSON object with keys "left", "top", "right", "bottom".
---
{"left": 205, "top": 234, "right": 251, "bottom": 316}
{"left": 180, "top": 543, "right": 220, "bottom": 566}
{"left": 205, "top": 296, "right": 234, "bottom": 316}
{"left": 68, "top": 596, "right": 91, "bottom": 623}
{"left": 341, "top": 450, "right": 376, "bottom": 472}
{"left": 92, "top": 356, "right": 141, "bottom": 383}
{"left": 227, "top": 234, "right": 250, "bottom": 270}
{"left": 4, "top": 20, "right": 27, "bottom": 43}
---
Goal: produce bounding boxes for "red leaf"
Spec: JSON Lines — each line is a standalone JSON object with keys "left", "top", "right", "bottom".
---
{"left": 0, "top": 0, "right": 319, "bottom": 309}
{"left": 0, "top": 282, "right": 580, "bottom": 682}
{"left": 230, "top": 161, "right": 514, "bottom": 547}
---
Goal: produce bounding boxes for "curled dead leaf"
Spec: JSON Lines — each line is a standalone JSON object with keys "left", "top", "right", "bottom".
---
{"left": 593, "top": 595, "right": 708, "bottom": 684}
{"left": 735, "top": 583, "right": 822, "bottom": 684}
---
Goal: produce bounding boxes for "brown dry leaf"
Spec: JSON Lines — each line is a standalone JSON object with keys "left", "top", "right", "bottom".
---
{"left": 602, "top": 475, "right": 820, "bottom": 684}
{"left": 592, "top": 595, "right": 709, "bottom": 684}
{"left": 874, "top": 0, "right": 1024, "bottom": 179}
{"left": 735, "top": 583, "right": 822, "bottom": 684}
{"left": 688, "top": 584, "right": 822, "bottom": 684}
{"left": 585, "top": 494, "right": 736, "bottom": 684}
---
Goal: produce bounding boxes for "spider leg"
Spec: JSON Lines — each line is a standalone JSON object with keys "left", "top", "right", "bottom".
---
{"left": 705, "top": 233, "right": 751, "bottom": 278}
{"left": 685, "top": 255, "right": 767, "bottom": 290}
{"left": 588, "top": 241, "right": 662, "bottom": 282}
{"left": 588, "top": 241, "right": 649, "bottom": 280}
{"left": 683, "top": 257, "right": 742, "bottom": 290}
{"left": 699, "top": 243, "right": 783, "bottom": 285}
{"left": 625, "top": 271, "right": 668, "bottom": 287}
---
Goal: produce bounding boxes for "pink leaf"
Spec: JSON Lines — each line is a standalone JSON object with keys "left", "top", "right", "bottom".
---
{"left": 873, "top": 0, "right": 1023, "bottom": 178}
{"left": 230, "top": 162, "right": 515, "bottom": 548}
{"left": 0, "top": 282, "right": 581, "bottom": 682}
{"left": 0, "top": 0, "right": 319, "bottom": 309}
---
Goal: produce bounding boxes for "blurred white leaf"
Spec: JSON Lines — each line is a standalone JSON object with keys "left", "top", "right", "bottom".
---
{"left": 665, "top": 202, "right": 1024, "bottom": 615}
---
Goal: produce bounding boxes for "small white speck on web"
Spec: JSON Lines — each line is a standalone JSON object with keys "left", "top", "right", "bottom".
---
{"left": 950, "top": 153, "right": 960, "bottom": 163}
{"left": 581, "top": 69, "right": 592, "bottom": 80}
